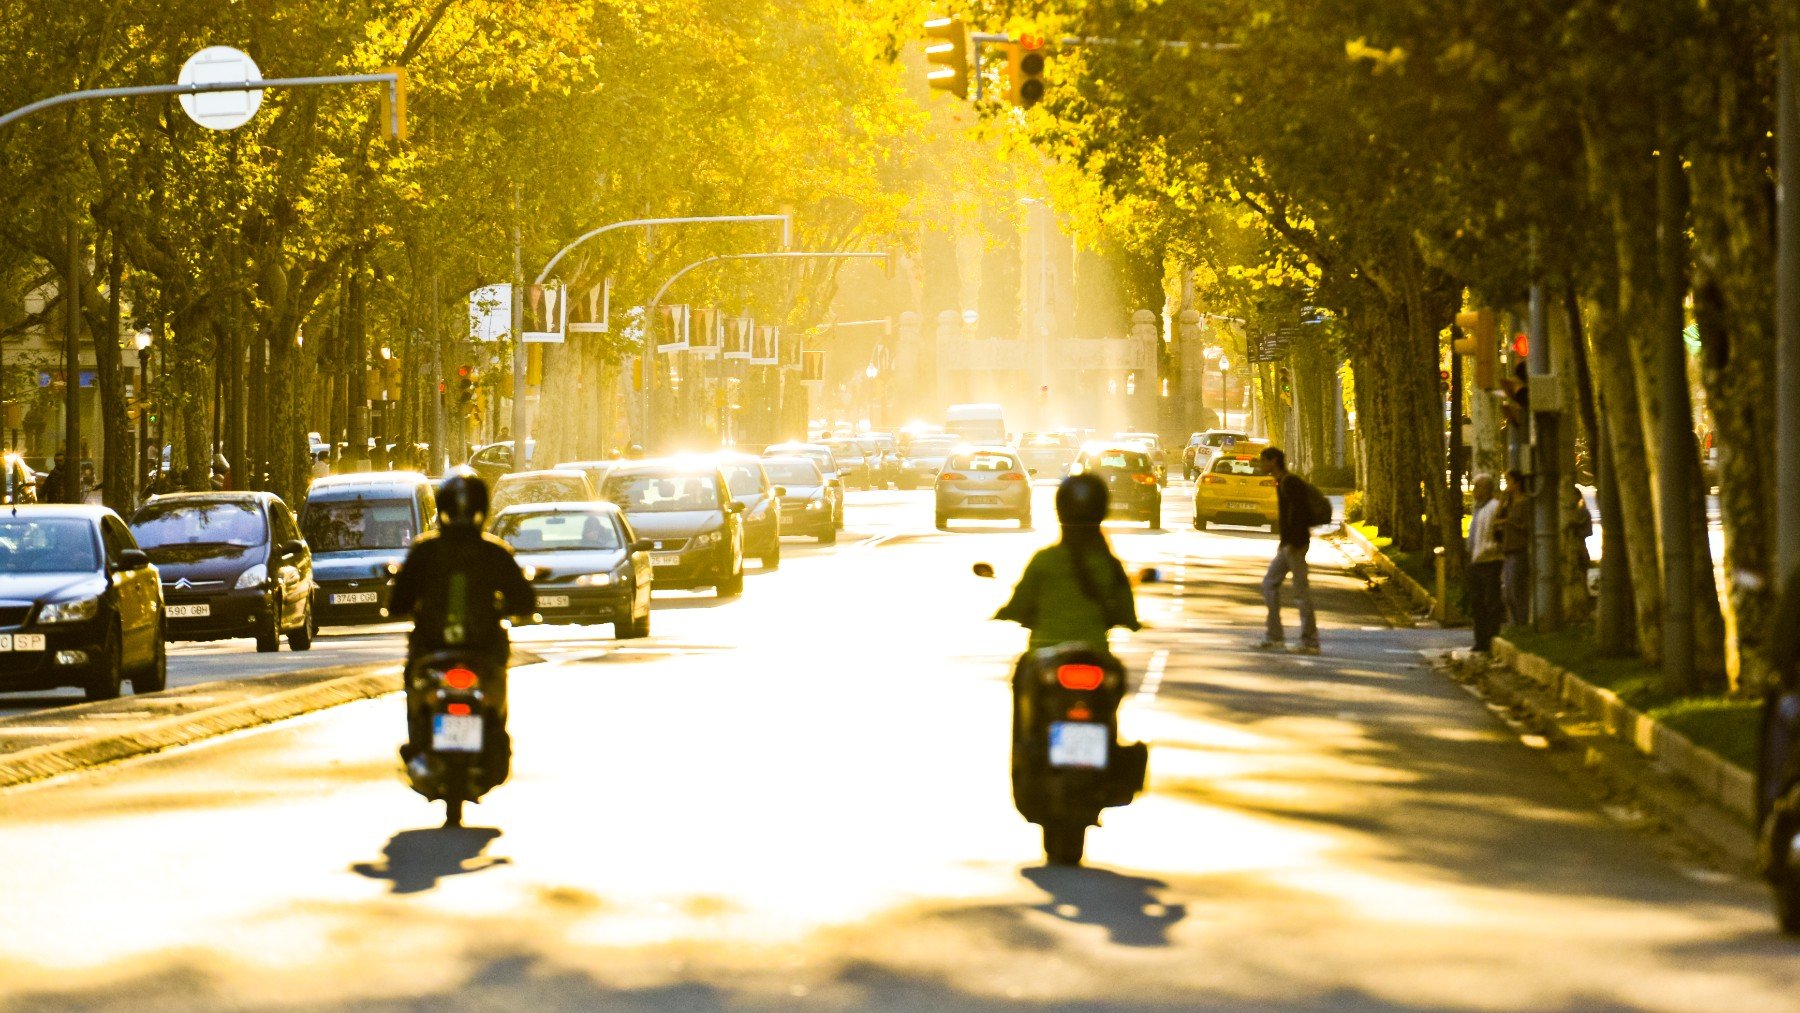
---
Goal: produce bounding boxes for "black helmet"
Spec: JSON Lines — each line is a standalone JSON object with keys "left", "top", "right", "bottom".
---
{"left": 1056, "top": 473, "right": 1109, "bottom": 526}
{"left": 437, "top": 466, "right": 489, "bottom": 530}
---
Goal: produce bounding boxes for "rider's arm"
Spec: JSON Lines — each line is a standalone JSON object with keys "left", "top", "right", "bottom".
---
{"left": 491, "top": 542, "right": 537, "bottom": 616}
{"left": 1107, "top": 561, "right": 1142, "bottom": 632}
{"left": 388, "top": 543, "right": 429, "bottom": 619}
{"left": 994, "top": 554, "right": 1043, "bottom": 628}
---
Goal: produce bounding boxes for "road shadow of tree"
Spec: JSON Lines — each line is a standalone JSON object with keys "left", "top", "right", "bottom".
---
{"left": 351, "top": 826, "right": 509, "bottom": 895}
{"left": 1019, "top": 864, "right": 1187, "bottom": 947}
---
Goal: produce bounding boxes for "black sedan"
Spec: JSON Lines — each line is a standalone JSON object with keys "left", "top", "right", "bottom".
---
{"left": 717, "top": 454, "right": 783, "bottom": 568}
{"left": 490, "top": 502, "right": 654, "bottom": 637}
{"left": 131, "top": 492, "right": 315, "bottom": 653}
{"left": 0, "top": 506, "right": 165, "bottom": 700}
{"left": 760, "top": 455, "right": 834, "bottom": 543}
{"left": 600, "top": 461, "right": 746, "bottom": 597}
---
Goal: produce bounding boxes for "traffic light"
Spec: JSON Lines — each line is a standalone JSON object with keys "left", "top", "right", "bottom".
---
{"left": 924, "top": 17, "right": 970, "bottom": 99}
{"left": 1001, "top": 36, "right": 1048, "bottom": 108}
{"left": 1451, "top": 309, "right": 1497, "bottom": 390}
{"left": 455, "top": 364, "right": 475, "bottom": 405}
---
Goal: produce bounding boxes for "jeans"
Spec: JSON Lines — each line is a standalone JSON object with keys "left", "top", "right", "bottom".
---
{"left": 1263, "top": 543, "right": 1318, "bottom": 645}
{"left": 1502, "top": 551, "right": 1530, "bottom": 627}
{"left": 1469, "top": 559, "right": 1505, "bottom": 653}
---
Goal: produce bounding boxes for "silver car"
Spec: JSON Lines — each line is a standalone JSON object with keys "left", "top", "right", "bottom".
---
{"left": 900, "top": 437, "right": 958, "bottom": 489}
{"left": 934, "top": 447, "right": 1033, "bottom": 530}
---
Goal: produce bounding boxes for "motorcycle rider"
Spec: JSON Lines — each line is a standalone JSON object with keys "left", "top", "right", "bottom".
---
{"left": 995, "top": 473, "right": 1142, "bottom": 649}
{"left": 388, "top": 467, "right": 535, "bottom": 785}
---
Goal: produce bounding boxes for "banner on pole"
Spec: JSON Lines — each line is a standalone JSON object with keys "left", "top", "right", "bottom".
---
{"left": 522, "top": 282, "right": 566, "bottom": 343}
{"left": 656, "top": 304, "right": 689, "bottom": 353}
{"left": 688, "top": 307, "right": 720, "bottom": 358}
{"left": 724, "top": 316, "right": 752, "bottom": 360}
{"left": 568, "top": 278, "right": 610, "bottom": 334}
{"left": 751, "top": 324, "right": 779, "bottom": 366}
{"left": 801, "top": 349, "right": 826, "bottom": 383}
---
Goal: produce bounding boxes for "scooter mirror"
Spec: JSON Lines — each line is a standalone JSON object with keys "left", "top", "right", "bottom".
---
{"left": 1138, "top": 567, "right": 1161, "bottom": 584}
{"left": 972, "top": 562, "right": 995, "bottom": 579}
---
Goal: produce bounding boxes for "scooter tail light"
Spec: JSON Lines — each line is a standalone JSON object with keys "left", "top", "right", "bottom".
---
{"left": 442, "top": 667, "right": 479, "bottom": 690}
{"left": 1056, "top": 663, "right": 1106, "bottom": 691}
{"left": 445, "top": 702, "right": 472, "bottom": 716}
{"left": 1066, "top": 703, "right": 1093, "bottom": 720}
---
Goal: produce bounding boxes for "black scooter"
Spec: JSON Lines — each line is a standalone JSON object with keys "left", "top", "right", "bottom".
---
{"left": 403, "top": 649, "right": 509, "bottom": 827}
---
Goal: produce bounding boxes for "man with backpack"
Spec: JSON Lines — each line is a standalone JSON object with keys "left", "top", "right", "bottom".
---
{"left": 1256, "top": 446, "right": 1329, "bottom": 654}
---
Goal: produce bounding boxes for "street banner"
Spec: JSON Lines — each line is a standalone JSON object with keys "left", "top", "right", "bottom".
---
{"left": 522, "top": 282, "right": 566, "bottom": 343}
{"left": 779, "top": 327, "right": 801, "bottom": 370}
{"left": 469, "top": 284, "right": 509, "bottom": 343}
{"left": 656, "top": 304, "right": 689, "bottom": 353}
{"left": 568, "top": 278, "right": 610, "bottom": 334}
{"left": 724, "top": 316, "right": 752, "bottom": 360}
{"left": 751, "top": 324, "right": 779, "bottom": 366}
{"left": 802, "top": 349, "right": 826, "bottom": 383}
{"left": 689, "top": 307, "right": 720, "bottom": 358}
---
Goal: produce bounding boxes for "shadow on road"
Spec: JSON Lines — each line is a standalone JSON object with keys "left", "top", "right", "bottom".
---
{"left": 352, "top": 826, "right": 510, "bottom": 894}
{"left": 1021, "top": 864, "right": 1187, "bottom": 947}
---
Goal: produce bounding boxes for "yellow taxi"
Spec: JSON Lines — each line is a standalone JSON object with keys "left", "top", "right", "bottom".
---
{"left": 1193, "top": 452, "right": 1278, "bottom": 531}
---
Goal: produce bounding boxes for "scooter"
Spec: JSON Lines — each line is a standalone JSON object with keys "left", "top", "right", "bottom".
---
{"left": 403, "top": 649, "right": 509, "bottom": 828}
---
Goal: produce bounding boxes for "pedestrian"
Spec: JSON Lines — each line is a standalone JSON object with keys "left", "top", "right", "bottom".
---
{"left": 79, "top": 462, "right": 101, "bottom": 505}
{"left": 1256, "top": 446, "right": 1321, "bottom": 654}
{"left": 43, "top": 450, "right": 68, "bottom": 503}
{"left": 1499, "top": 469, "right": 1531, "bottom": 626}
{"left": 1467, "top": 473, "right": 1506, "bottom": 653}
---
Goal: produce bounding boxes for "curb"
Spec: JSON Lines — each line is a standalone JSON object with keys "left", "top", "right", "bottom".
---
{"left": 1337, "top": 522, "right": 1437, "bottom": 615}
{"left": 1492, "top": 637, "right": 1757, "bottom": 824}
{"left": 0, "top": 664, "right": 401, "bottom": 792}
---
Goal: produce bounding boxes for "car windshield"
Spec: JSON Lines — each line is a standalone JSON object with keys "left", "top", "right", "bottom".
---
{"left": 1212, "top": 457, "right": 1263, "bottom": 476}
{"left": 0, "top": 518, "right": 97, "bottom": 573}
{"left": 302, "top": 499, "right": 417, "bottom": 552}
{"left": 1204, "top": 433, "right": 1244, "bottom": 448}
{"left": 492, "top": 511, "right": 622, "bottom": 552}
{"left": 721, "top": 464, "right": 763, "bottom": 497}
{"left": 604, "top": 473, "right": 721, "bottom": 512}
{"left": 132, "top": 501, "right": 267, "bottom": 549}
{"left": 948, "top": 452, "right": 1021, "bottom": 472}
{"left": 762, "top": 460, "right": 821, "bottom": 486}
{"left": 1087, "top": 450, "right": 1150, "bottom": 471}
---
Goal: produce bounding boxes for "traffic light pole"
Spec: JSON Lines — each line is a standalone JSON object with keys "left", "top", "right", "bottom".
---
{"left": 1779, "top": 0, "right": 1800, "bottom": 592}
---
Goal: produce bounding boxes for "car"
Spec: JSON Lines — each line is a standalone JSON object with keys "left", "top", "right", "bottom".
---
{"left": 863, "top": 434, "right": 903, "bottom": 488}
{"left": 1, "top": 453, "right": 37, "bottom": 505}
{"left": 1113, "top": 431, "right": 1169, "bottom": 485}
{"left": 0, "top": 506, "right": 165, "bottom": 699}
{"left": 762, "top": 442, "right": 845, "bottom": 530}
{"left": 760, "top": 455, "right": 834, "bottom": 544}
{"left": 467, "top": 440, "right": 538, "bottom": 485}
{"left": 554, "top": 460, "right": 622, "bottom": 497}
{"left": 716, "top": 454, "right": 784, "bottom": 568}
{"left": 1018, "top": 431, "right": 1080, "bottom": 480}
{"left": 1193, "top": 452, "right": 1279, "bottom": 531}
{"left": 600, "top": 460, "right": 746, "bottom": 597}
{"left": 1186, "top": 429, "right": 1250, "bottom": 479}
{"left": 935, "top": 446, "right": 1033, "bottom": 530}
{"left": 490, "top": 502, "right": 654, "bottom": 637}
{"left": 488, "top": 469, "right": 598, "bottom": 524}
{"left": 821, "top": 439, "right": 874, "bottom": 489}
{"left": 1071, "top": 444, "right": 1162, "bottom": 528}
{"left": 899, "top": 435, "right": 959, "bottom": 489}
{"left": 301, "top": 472, "right": 436, "bottom": 626}
{"left": 130, "top": 492, "right": 315, "bottom": 653}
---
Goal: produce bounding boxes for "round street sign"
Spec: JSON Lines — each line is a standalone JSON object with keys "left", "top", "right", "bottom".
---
{"left": 177, "top": 46, "right": 263, "bottom": 131}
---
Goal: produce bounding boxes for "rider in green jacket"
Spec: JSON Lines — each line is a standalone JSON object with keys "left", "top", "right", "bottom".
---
{"left": 996, "top": 473, "right": 1141, "bottom": 650}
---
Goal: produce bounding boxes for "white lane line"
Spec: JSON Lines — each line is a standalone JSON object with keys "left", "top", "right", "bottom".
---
{"left": 1134, "top": 648, "right": 1169, "bottom": 705}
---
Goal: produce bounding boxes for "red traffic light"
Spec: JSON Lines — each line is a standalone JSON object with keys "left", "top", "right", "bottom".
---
{"left": 1512, "top": 333, "right": 1530, "bottom": 358}
{"left": 457, "top": 364, "right": 473, "bottom": 378}
{"left": 1019, "top": 33, "right": 1046, "bottom": 51}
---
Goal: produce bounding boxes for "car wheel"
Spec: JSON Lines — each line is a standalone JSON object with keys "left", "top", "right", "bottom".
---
{"left": 618, "top": 599, "right": 651, "bottom": 640}
{"left": 85, "top": 625, "right": 124, "bottom": 701}
{"left": 764, "top": 542, "right": 781, "bottom": 570}
{"left": 819, "top": 525, "right": 837, "bottom": 545}
{"left": 717, "top": 562, "right": 744, "bottom": 597}
{"left": 255, "top": 600, "right": 281, "bottom": 653}
{"left": 935, "top": 511, "right": 950, "bottom": 531}
{"left": 1194, "top": 514, "right": 1208, "bottom": 531}
{"left": 1019, "top": 512, "right": 1032, "bottom": 530}
{"left": 288, "top": 599, "right": 314, "bottom": 651}
{"left": 132, "top": 628, "right": 167, "bottom": 695}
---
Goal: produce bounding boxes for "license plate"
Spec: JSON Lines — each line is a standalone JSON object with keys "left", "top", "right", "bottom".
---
{"left": 1048, "top": 722, "right": 1110, "bottom": 769}
{"left": 1228, "top": 501, "right": 1259, "bottom": 511}
{"left": 968, "top": 495, "right": 1002, "bottom": 505}
{"left": 651, "top": 553, "right": 682, "bottom": 567}
{"left": 432, "top": 713, "right": 483, "bottom": 753}
{"left": 166, "top": 604, "right": 211, "bottom": 618}
{"left": 539, "top": 594, "right": 570, "bottom": 608}
{"left": 331, "top": 592, "right": 378, "bottom": 605}
{"left": 0, "top": 634, "right": 44, "bottom": 652}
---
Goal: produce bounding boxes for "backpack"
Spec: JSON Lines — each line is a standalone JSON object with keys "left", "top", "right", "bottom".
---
{"left": 1299, "top": 477, "right": 1334, "bottom": 526}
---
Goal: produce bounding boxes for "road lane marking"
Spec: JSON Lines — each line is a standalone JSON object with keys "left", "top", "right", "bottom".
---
{"left": 1133, "top": 648, "right": 1169, "bottom": 705}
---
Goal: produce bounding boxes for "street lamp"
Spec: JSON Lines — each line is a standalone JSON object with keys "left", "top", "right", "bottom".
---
{"left": 1218, "top": 356, "right": 1231, "bottom": 429}
{"left": 865, "top": 362, "right": 879, "bottom": 428}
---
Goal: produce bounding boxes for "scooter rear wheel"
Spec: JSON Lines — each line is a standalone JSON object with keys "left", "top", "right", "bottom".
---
{"left": 444, "top": 796, "right": 465, "bottom": 829}
{"left": 1043, "top": 820, "right": 1086, "bottom": 866}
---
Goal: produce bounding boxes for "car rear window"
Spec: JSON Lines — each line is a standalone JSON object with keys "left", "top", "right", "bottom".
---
{"left": 1087, "top": 451, "right": 1150, "bottom": 471}
{"left": 948, "top": 453, "right": 1020, "bottom": 472}
{"left": 1212, "top": 457, "right": 1262, "bottom": 476}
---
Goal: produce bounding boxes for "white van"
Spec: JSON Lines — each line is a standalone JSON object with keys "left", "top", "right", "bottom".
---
{"left": 945, "top": 403, "right": 1007, "bottom": 445}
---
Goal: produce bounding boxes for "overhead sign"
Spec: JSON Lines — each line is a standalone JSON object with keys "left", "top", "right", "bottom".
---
{"left": 567, "top": 279, "right": 610, "bottom": 334}
{"left": 689, "top": 307, "right": 720, "bottom": 358}
{"left": 468, "top": 284, "right": 510, "bottom": 343}
{"left": 724, "top": 317, "right": 752, "bottom": 360}
{"left": 656, "top": 304, "right": 689, "bottom": 354}
{"left": 750, "top": 324, "right": 779, "bottom": 366}
{"left": 178, "top": 47, "right": 263, "bottom": 131}
{"left": 522, "top": 282, "right": 566, "bottom": 343}
{"left": 801, "top": 349, "right": 826, "bottom": 383}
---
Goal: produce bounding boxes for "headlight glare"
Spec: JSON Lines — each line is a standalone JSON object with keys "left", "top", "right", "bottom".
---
{"left": 574, "top": 572, "right": 614, "bottom": 587}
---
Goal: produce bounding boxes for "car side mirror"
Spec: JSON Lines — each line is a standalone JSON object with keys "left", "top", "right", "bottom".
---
{"left": 1028, "top": 468, "right": 1038, "bottom": 477}
{"left": 280, "top": 539, "right": 306, "bottom": 557}
{"left": 773, "top": 486, "right": 787, "bottom": 497}
{"left": 116, "top": 548, "right": 150, "bottom": 571}
{"left": 632, "top": 538, "right": 654, "bottom": 552}
{"left": 1138, "top": 567, "right": 1161, "bottom": 585}
{"left": 972, "top": 562, "right": 995, "bottom": 579}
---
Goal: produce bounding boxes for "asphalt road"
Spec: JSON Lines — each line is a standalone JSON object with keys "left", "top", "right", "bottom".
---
{"left": 2, "top": 485, "right": 1798, "bottom": 1010}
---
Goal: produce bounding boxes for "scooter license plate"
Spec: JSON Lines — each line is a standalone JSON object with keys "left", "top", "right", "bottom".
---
{"left": 432, "top": 714, "right": 483, "bottom": 753}
{"left": 1048, "top": 722, "right": 1109, "bottom": 769}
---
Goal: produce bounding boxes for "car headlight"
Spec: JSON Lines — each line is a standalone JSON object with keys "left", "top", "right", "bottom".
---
{"left": 574, "top": 572, "right": 614, "bottom": 587}
{"left": 805, "top": 497, "right": 825, "bottom": 511}
{"left": 692, "top": 530, "right": 722, "bottom": 548}
{"left": 235, "top": 563, "right": 269, "bottom": 590}
{"left": 39, "top": 595, "right": 100, "bottom": 625}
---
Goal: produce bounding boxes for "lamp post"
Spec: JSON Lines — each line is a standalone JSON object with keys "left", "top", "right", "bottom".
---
{"left": 1218, "top": 356, "right": 1231, "bottom": 429}
{"left": 865, "top": 362, "right": 879, "bottom": 429}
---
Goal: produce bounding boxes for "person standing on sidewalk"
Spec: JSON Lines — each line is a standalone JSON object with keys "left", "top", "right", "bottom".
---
{"left": 1256, "top": 446, "right": 1320, "bottom": 654}
{"left": 1468, "top": 474, "right": 1506, "bottom": 653}
{"left": 1499, "top": 469, "right": 1531, "bottom": 627}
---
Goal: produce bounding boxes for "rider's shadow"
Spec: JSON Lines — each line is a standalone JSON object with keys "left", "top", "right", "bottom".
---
{"left": 1022, "top": 865, "right": 1187, "bottom": 947}
{"left": 352, "top": 827, "right": 510, "bottom": 894}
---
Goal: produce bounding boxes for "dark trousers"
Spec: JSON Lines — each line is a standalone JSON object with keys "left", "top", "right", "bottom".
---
{"left": 1469, "top": 560, "right": 1505, "bottom": 653}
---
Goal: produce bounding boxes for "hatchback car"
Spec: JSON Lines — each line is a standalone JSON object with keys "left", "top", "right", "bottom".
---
{"left": 1194, "top": 453, "right": 1279, "bottom": 531}
{"left": 934, "top": 447, "right": 1033, "bottom": 529}
{"left": 0, "top": 506, "right": 164, "bottom": 699}
{"left": 716, "top": 454, "right": 783, "bottom": 568}
{"left": 488, "top": 469, "right": 598, "bottom": 524}
{"left": 1187, "top": 429, "right": 1249, "bottom": 479}
{"left": 301, "top": 472, "right": 435, "bottom": 626}
{"left": 601, "top": 461, "right": 746, "bottom": 596}
{"left": 554, "top": 460, "right": 621, "bottom": 498}
{"left": 467, "top": 439, "right": 538, "bottom": 485}
{"left": 763, "top": 442, "right": 844, "bottom": 530}
{"left": 1071, "top": 444, "right": 1162, "bottom": 528}
{"left": 900, "top": 436, "right": 958, "bottom": 489}
{"left": 131, "top": 492, "right": 314, "bottom": 653}
{"left": 491, "top": 502, "right": 654, "bottom": 637}
{"left": 760, "top": 455, "right": 833, "bottom": 544}
{"left": 1114, "top": 432, "right": 1169, "bottom": 485}
{"left": 1018, "top": 432, "right": 1080, "bottom": 480}
{"left": 821, "top": 439, "right": 874, "bottom": 489}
